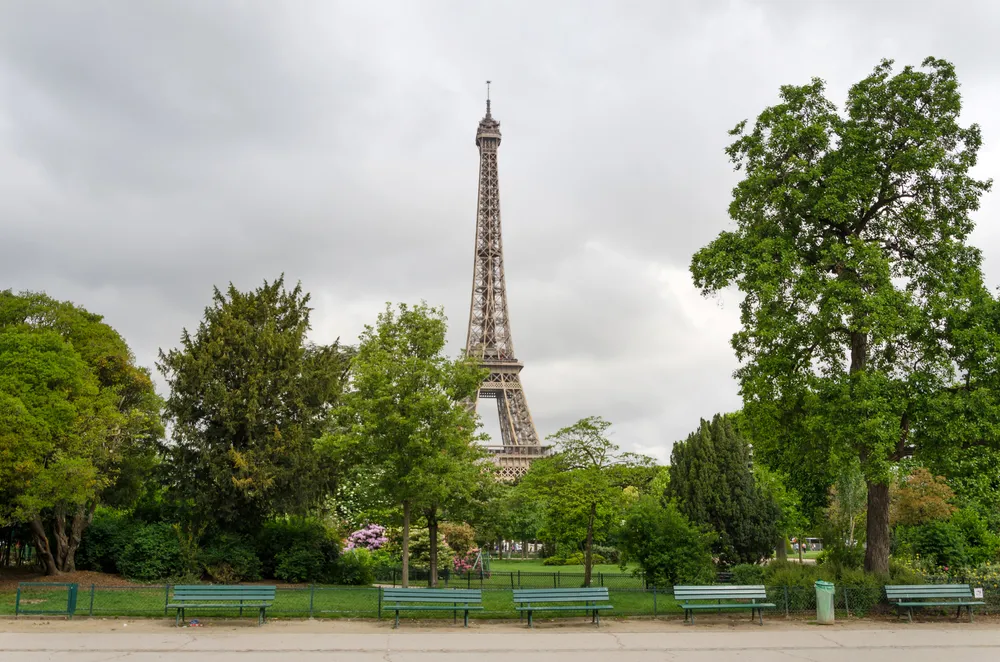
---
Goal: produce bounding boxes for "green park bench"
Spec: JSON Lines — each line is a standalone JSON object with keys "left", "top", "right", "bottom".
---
{"left": 885, "top": 584, "right": 985, "bottom": 622}
{"left": 674, "top": 585, "right": 775, "bottom": 625}
{"left": 166, "top": 585, "right": 276, "bottom": 626}
{"left": 512, "top": 587, "right": 613, "bottom": 627}
{"left": 381, "top": 588, "right": 483, "bottom": 628}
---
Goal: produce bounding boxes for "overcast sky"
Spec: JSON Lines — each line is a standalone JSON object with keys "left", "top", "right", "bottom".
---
{"left": 3, "top": 1, "right": 1000, "bottom": 463}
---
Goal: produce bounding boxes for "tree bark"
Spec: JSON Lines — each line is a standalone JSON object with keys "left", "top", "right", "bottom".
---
{"left": 583, "top": 502, "right": 596, "bottom": 587}
{"left": 52, "top": 507, "right": 70, "bottom": 571}
{"left": 776, "top": 535, "right": 787, "bottom": 562}
{"left": 864, "top": 480, "right": 890, "bottom": 574}
{"left": 62, "top": 505, "right": 94, "bottom": 573}
{"left": 522, "top": 540, "right": 527, "bottom": 560}
{"left": 401, "top": 500, "right": 410, "bottom": 588}
{"left": 29, "top": 516, "right": 59, "bottom": 576}
{"left": 427, "top": 507, "right": 439, "bottom": 588}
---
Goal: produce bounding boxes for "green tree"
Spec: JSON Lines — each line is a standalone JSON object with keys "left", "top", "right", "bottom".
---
{"left": 318, "top": 302, "right": 486, "bottom": 587}
{"left": 618, "top": 496, "right": 716, "bottom": 587}
{"left": 0, "top": 291, "right": 162, "bottom": 574}
{"left": 691, "top": 57, "right": 995, "bottom": 573}
{"left": 668, "top": 414, "right": 780, "bottom": 565}
{"left": 158, "top": 277, "right": 350, "bottom": 534}
{"left": 891, "top": 467, "right": 956, "bottom": 527}
{"left": 529, "top": 416, "right": 651, "bottom": 586}
{"left": 753, "top": 464, "right": 806, "bottom": 562}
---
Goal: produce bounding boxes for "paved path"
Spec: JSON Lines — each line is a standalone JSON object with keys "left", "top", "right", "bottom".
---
{"left": 4, "top": 627, "right": 1000, "bottom": 661}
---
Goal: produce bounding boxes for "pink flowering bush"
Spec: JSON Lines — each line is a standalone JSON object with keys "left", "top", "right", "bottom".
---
{"left": 345, "top": 524, "right": 388, "bottom": 551}
{"left": 453, "top": 547, "right": 480, "bottom": 573}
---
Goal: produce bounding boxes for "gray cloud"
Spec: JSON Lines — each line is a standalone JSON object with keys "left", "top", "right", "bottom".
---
{"left": 2, "top": 0, "right": 1000, "bottom": 462}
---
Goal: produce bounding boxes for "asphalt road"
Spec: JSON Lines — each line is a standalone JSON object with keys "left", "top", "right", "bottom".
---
{"left": 4, "top": 626, "right": 1000, "bottom": 661}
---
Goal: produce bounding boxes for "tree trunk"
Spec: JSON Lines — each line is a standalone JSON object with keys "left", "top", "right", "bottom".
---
{"left": 52, "top": 507, "right": 70, "bottom": 571}
{"left": 583, "top": 502, "right": 596, "bottom": 587}
{"left": 776, "top": 535, "right": 787, "bottom": 562}
{"left": 61, "top": 505, "right": 94, "bottom": 573}
{"left": 401, "top": 500, "right": 411, "bottom": 588}
{"left": 29, "top": 516, "right": 59, "bottom": 576}
{"left": 864, "top": 480, "right": 890, "bottom": 574}
{"left": 522, "top": 540, "right": 527, "bottom": 560}
{"left": 427, "top": 507, "right": 439, "bottom": 588}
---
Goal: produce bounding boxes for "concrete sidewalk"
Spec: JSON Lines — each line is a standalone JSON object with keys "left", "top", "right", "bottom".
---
{"left": 3, "top": 625, "right": 1000, "bottom": 661}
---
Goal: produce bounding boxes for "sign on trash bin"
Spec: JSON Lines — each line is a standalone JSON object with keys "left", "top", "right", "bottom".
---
{"left": 974, "top": 588, "right": 984, "bottom": 599}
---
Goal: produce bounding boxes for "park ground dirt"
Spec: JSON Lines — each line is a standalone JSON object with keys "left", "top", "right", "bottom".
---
{"left": 4, "top": 614, "right": 1000, "bottom": 634}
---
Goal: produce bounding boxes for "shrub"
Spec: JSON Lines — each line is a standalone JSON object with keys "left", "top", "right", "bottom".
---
{"left": 344, "top": 524, "right": 388, "bottom": 552}
{"left": 618, "top": 496, "right": 716, "bottom": 586}
{"left": 200, "top": 534, "right": 262, "bottom": 583}
{"left": 591, "top": 545, "right": 621, "bottom": 564}
{"left": 336, "top": 548, "right": 376, "bottom": 585}
{"left": 118, "top": 523, "right": 185, "bottom": 581}
{"left": 898, "top": 520, "right": 968, "bottom": 568}
{"left": 276, "top": 547, "right": 326, "bottom": 583}
{"left": 440, "top": 522, "right": 476, "bottom": 556}
{"left": 730, "top": 563, "right": 767, "bottom": 585}
{"left": 77, "top": 508, "right": 136, "bottom": 574}
{"left": 408, "top": 527, "right": 454, "bottom": 569}
{"left": 950, "top": 508, "right": 1000, "bottom": 565}
{"left": 258, "top": 517, "right": 339, "bottom": 581}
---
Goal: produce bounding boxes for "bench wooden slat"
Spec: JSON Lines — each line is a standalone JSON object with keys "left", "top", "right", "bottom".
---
{"left": 381, "top": 588, "right": 483, "bottom": 628}
{"left": 167, "top": 585, "right": 277, "bottom": 628}
{"left": 512, "top": 587, "right": 612, "bottom": 628}
{"left": 674, "top": 585, "right": 773, "bottom": 626}
{"left": 884, "top": 584, "right": 983, "bottom": 623}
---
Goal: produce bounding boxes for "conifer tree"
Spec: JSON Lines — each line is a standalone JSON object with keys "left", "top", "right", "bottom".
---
{"left": 668, "top": 414, "right": 779, "bottom": 565}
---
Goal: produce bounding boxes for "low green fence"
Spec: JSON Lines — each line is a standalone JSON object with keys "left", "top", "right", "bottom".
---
{"left": 1, "top": 584, "right": 995, "bottom": 619}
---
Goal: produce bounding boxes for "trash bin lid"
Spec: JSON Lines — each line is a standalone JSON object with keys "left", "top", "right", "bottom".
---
{"left": 815, "top": 580, "right": 834, "bottom": 587}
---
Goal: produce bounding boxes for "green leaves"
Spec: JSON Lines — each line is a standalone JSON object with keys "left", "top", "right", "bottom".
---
{"left": 158, "top": 276, "right": 349, "bottom": 532}
{"left": 691, "top": 57, "right": 997, "bottom": 571}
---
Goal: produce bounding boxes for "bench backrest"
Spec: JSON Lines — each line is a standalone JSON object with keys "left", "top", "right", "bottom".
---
{"left": 172, "top": 585, "right": 276, "bottom": 602}
{"left": 512, "top": 588, "right": 611, "bottom": 603}
{"left": 674, "top": 585, "right": 768, "bottom": 601}
{"left": 885, "top": 584, "right": 973, "bottom": 601}
{"left": 382, "top": 588, "right": 482, "bottom": 603}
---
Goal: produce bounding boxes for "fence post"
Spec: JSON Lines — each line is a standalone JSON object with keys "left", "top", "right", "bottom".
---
{"left": 378, "top": 587, "right": 382, "bottom": 619}
{"left": 309, "top": 584, "right": 315, "bottom": 618}
{"left": 14, "top": 585, "right": 20, "bottom": 618}
{"left": 599, "top": 573, "right": 604, "bottom": 587}
{"left": 467, "top": 572, "right": 471, "bottom": 589}
{"left": 653, "top": 586, "right": 657, "bottom": 617}
{"left": 783, "top": 586, "right": 789, "bottom": 618}
{"left": 552, "top": 573, "right": 557, "bottom": 588}
{"left": 164, "top": 584, "right": 170, "bottom": 616}
{"left": 89, "top": 584, "right": 95, "bottom": 617}
{"left": 510, "top": 572, "right": 514, "bottom": 589}
{"left": 518, "top": 570, "right": 521, "bottom": 588}
{"left": 843, "top": 586, "right": 850, "bottom": 618}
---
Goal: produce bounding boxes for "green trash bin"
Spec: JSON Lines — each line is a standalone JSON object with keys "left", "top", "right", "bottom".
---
{"left": 815, "top": 580, "right": 835, "bottom": 624}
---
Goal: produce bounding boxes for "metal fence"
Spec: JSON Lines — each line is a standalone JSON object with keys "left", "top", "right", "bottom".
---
{"left": 374, "top": 568, "right": 650, "bottom": 590}
{"left": 1, "top": 584, "right": 996, "bottom": 620}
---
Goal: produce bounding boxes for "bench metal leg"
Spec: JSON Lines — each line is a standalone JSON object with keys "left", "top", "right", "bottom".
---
{"left": 527, "top": 610, "right": 533, "bottom": 628}
{"left": 907, "top": 607, "right": 913, "bottom": 623}
{"left": 464, "top": 609, "right": 469, "bottom": 628}
{"left": 394, "top": 610, "right": 399, "bottom": 629}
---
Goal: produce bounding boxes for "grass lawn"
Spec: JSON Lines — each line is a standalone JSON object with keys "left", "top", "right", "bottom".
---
{"left": 0, "top": 584, "right": 674, "bottom": 620}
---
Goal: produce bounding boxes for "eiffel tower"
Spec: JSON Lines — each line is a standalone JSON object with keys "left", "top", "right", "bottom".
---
{"left": 465, "top": 86, "right": 547, "bottom": 480}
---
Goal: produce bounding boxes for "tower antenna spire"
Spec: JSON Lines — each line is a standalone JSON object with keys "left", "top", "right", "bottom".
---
{"left": 486, "top": 80, "right": 491, "bottom": 116}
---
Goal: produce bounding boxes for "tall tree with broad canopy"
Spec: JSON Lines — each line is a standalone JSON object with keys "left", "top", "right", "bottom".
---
{"left": 158, "top": 277, "right": 350, "bottom": 534}
{"left": 691, "top": 57, "right": 996, "bottom": 572}
{"left": 0, "top": 291, "right": 162, "bottom": 574}
{"left": 529, "top": 416, "right": 651, "bottom": 587}
{"left": 317, "top": 302, "right": 487, "bottom": 587}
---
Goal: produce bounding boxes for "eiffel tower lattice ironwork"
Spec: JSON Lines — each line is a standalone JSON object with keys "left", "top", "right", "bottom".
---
{"left": 465, "top": 88, "right": 547, "bottom": 481}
